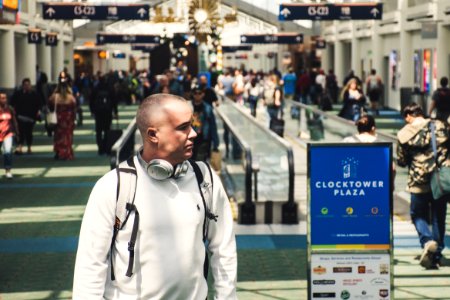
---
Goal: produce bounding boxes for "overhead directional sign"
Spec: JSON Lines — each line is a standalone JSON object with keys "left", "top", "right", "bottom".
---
{"left": 97, "top": 33, "right": 160, "bottom": 45}
{"left": 131, "top": 44, "right": 157, "bottom": 52}
{"left": 222, "top": 45, "right": 253, "bottom": 53}
{"left": 46, "top": 33, "right": 58, "bottom": 47}
{"left": 43, "top": 3, "right": 150, "bottom": 20}
{"left": 315, "top": 39, "right": 326, "bottom": 49}
{"left": 240, "top": 33, "right": 303, "bottom": 44}
{"left": 279, "top": 3, "right": 383, "bottom": 21}
{"left": 28, "top": 29, "right": 42, "bottom": 44}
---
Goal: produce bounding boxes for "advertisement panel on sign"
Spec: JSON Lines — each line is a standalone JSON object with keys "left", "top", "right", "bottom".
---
{"left": 308, "top": 144, "right": 392, "bottom": 250}
{"left": 310, "top": 253, "right": 391, "bottom": 300}
{"left": 3, "top": 0, "right": 19, "bottom": 10}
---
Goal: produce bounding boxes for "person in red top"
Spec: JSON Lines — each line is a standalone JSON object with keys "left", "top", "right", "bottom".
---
{"left": 0, "top": 90, "right": 19, "bottom": 179}
{"left": 48, "top": 72, "right": 77, "bottom": 160}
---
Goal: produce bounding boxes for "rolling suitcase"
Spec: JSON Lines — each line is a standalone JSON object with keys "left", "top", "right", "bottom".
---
{"left": 270, "top": 117, "right": 285, "bottom": 137}
{"left": 105, "top": 120, "right": 123, "bottom": 155}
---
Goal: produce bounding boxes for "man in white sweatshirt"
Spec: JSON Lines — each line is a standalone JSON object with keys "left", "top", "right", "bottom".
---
{"left": 73, "top": 93, "right": 237, "bottom": 299}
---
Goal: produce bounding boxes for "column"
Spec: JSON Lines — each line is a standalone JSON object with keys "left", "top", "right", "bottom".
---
{"left": 321, "top": 44, "right": 330, "bottom": 74}
{"left": 15, "top": 34, "right": 37, "bottom": 85}
{"left": 351, "top": 24, "right": 361, "bottom": 78}
{"left": 372, "top": 21, "right": 383, "bottom": 80}
{"left": 0, "top": 30, "right": 15, "bottom": 88}
{"left": 436, "top": 24, "right": 450, "bottom": 80}
{"left": 37, "top": 42, "right": 52, "bottom": 79}
{"left": 52, "top": 39, "right": 64, "bottom": 81}
{"left": 334, "top": 40, "right": 344, "bottom": 86}
{"left": 24, "top": 39, "right": 37, "bottom": 84}
{"left": 399, "top": 1, "right": 413, "bottom": 88}
{"left": 64, "top": 41, "right": 74, "bottom": 77}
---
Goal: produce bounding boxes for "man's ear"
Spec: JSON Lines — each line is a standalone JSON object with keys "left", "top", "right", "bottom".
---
{"left": 147, "top": 128, "right": 158, "bottom": 143}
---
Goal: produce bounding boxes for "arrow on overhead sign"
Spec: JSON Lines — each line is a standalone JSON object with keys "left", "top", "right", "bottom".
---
{"left": 46, "top": 7, "right": 56, "bottom": 17}
{"left": 370, "top": 8, "right": 379, "bottom": 18}
{"left": 240, "top": 36, "right": 247, "bottom": 42}
{"left": 280, "top": 8, "right": 291, "bottom": 18}
{"left": 137, "top": 8, "right": 147, "bottom": 18}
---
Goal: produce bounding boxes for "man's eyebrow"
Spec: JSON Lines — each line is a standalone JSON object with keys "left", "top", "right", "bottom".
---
{"left": 176, "top": 121, "right": 192, "bottom": 129}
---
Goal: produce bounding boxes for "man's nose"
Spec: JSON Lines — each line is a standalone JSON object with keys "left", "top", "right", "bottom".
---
{"left": 189, "top": 126, "right": 197, "bottom": 139}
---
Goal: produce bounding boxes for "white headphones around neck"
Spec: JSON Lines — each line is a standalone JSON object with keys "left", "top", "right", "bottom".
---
{"left": 145, "top": 159, "right": 189, "bottom": 181}
{"left": 137, "top": 149, "right": 189, "bottom": 180}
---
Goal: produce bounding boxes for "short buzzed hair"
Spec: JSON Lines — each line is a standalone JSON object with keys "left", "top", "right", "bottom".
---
{"left": 136, "top": 93, "right": 188, "bottom": 137}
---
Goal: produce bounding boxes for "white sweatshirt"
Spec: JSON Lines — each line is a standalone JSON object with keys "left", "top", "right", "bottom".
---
{"left": 73, "top": 157, "right": 237, "bottom": 299}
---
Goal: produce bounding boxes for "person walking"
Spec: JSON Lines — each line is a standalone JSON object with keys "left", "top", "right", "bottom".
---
{"left": 0, "top": 90, "right": 19, "bottom": 179}
{"left": 338, "top": 78, "right": 366, "bottom": 121}
{"left": 10, "top": 78, "right": 41, "bottom": 154}
{"left": 73, "top": 93, "right": 237, "bottom": 299}
{"left": 397, "top": 103, "right": 449, "bottom": 269}
{"left": 365, "top": 69, "right": 383, "bottom": 115}
{"left": 264, "top": 74, "right": 283, "bottom": 125}
{"left": 282, "top": 68, "right": 297, "bottom": 100}
{"left": 244, "top": 77, "right": 263, "bottom": 117}
{"left": 90, "top": 76, "right": 118, "bottom": 155}
{"left": 190, "top": 86, "right": 220, "bottom": 161}
{"left": 198, "top": 74, "right": 219, "bottom": 107}
{"left": 48, "top": 72, "right": 77, "bottom": 160}
{"left": 429, "top": 76, "right": 450, "bottom": 122}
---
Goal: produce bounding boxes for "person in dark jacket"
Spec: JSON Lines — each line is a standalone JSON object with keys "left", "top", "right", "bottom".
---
{"left": 338, "top": 78, "right": 366, "bottom": 121}
{"left": 90, "top": 76, "right": 118, "bottom": 155}
{"left": 429, "top": 76, "right": 450, "bottom": 122}
{"left": 10, "top": 78, "right": 41, "bottom": 154}
{"left": 397, "top": 103, "right": 450, "bottom": 269}
{"left": 190, "top": 86, "right": 219, "bottom": 161}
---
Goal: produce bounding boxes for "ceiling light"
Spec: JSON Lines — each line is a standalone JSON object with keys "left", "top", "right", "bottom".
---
{"left": 194, "top": 9, "right": 208, "bottom": 24}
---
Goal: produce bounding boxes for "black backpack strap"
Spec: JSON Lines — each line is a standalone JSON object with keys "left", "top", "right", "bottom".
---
{"left": 110, "top": 156, "right": 139, "bottom": 281}
{"left": 188, "top": 159, "right": 217, "bottom": 241}
{"left": 188, "top": 159, "right": 217, "bottom": 281}
{"left": 125, "top": 202, "right": 139, "bottom": 277}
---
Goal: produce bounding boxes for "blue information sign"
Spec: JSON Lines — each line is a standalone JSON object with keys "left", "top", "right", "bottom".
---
{"left": 97, "top": 34, "right": 160, "bottom": 45}
{"left": 240, "top": 33, "right": 303, "bottom": 44}
{"left": 308, "top": 144, "right": 392, "bottom": 250}
{"left": 43, "top": 3, "right": 150, "bottom": 20}
{"left": 279, "top": 3, "right": 382, "bottom": 21}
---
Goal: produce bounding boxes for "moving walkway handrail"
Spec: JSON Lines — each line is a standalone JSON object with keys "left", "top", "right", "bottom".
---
{"left": 110, "top": 118, "right": 137, "bottom": 169}
{"left": 214, "top": 107, "right": 253, "bottom": 206}
{"left": 288, "top": 100, "right": 398, "bottom": 143}
{"left": 225, "top": 98, "right": 295, "bottom": 205}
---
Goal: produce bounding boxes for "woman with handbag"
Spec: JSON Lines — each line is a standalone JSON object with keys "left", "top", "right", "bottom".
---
{"left": 0, "top": 90, "right": 19, "bottom": 179}
{"left": 396, "top": 103, "right": 449, "bottom": 269}
{"left": 48, "top": 72, "right": 77, "bottom": 160}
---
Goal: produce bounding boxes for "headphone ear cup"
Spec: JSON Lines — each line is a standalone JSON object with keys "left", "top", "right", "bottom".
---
{"left": 147, "top": 159, "right": 174, "bottom": 180}
{"left": 173, "top": 161, "right": 189, "bottom": 179}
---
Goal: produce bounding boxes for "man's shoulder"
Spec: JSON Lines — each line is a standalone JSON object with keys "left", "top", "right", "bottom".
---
{"left": 94, "top": 168, "right": 120, "bottom": 189}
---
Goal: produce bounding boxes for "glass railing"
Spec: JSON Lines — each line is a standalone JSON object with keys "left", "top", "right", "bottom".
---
{"left": 287, "top": 100, "right": 397, "bottom": 146}
{"left": 110, "top": 118, "right": 137, "bottom": 169}
{"left": 216, "top": 99, "right": 295, "bottom": 207}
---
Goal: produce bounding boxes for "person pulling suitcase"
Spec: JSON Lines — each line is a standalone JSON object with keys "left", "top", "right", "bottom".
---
{"left": 90, "top": 76, "right": 118, "bottom": 155}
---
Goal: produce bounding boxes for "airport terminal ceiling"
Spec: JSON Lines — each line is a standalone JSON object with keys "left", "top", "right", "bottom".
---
{"left": 72, "top": 0, "right": 315, "bottom": 44}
